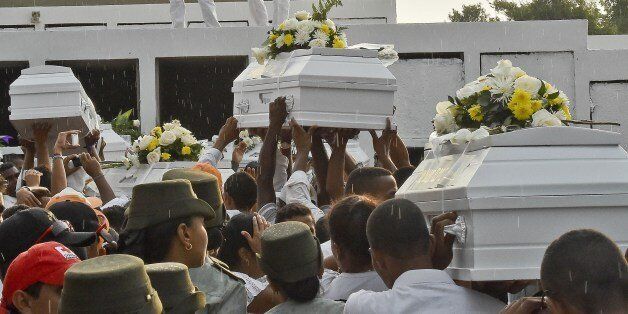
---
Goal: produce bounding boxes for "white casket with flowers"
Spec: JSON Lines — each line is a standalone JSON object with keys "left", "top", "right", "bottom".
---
{"left": 232, "top": 3, "right": 397, "bottom": 129}
{"left": 9, "top": 66, "right": 100, "bottom": 146}
{"left": 395, "top": 60, "right": 628, "bottom": 281}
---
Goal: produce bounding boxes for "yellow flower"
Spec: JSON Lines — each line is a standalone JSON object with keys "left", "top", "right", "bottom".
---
{"left": 468, "top": 105, "right": 484, "bottom": 122}
{"left": 531, "top": 100, "right": 543, "bottom": 112}
{"left": 147, "top": 138, "right": 159, "bottom": 151}
{"left": 512, "top": 89, "right": 531, "bottom": 104}
{"left": 332, "top": 36, "right": 346, "bottom": 48}
{"left": 549, "top": 97, "right": 564, "bottom": 106}
{"left": 284, "top": 33, "right": 294, "bottom": 46}
{"left": 321, "top": 24, "right": 331, "bottom": 34}
{"left": 561, "top": 105, "right": 572, "bottom": 120}
{"left": 482, "top": 85, "right": 490, "bottom": 91}
{"left": 181, "top": 146, "right": 192, "bottom": 155}
{"left": 269, "top": 33, "right": 278, "bottom": 42}
{"left": 278, "top": 23, "right": 285, "bottom": 30}
{"left": 511, "top": 102, "right": 534, "bottom": 121}
{"left": 151, "top": 126, "right": 162, "bottom": 137}
{"left": 161, "top": 153, "right": 171, "bottom": 161}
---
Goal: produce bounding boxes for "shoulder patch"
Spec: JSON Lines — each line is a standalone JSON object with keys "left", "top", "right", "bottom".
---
{"left": 209, "top": 256, "right": 245, "bottom": 283}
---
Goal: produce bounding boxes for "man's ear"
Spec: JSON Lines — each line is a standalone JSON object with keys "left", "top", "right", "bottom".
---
{"left": 370, "top": 248, "right": 385, "bottom": 271}
{"left": 12, "top": 290, "right": 34, "bottom": 313}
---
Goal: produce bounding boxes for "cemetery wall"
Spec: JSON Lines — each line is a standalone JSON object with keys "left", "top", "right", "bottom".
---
{"left": 0, "top": 20, "right": 627, "bottom": 156}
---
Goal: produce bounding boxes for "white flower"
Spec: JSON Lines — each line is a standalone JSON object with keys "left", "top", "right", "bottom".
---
{"left": 146, "top": 148, "right": 161, "bottom": 165}
{"left": 324, "top": 19, "right": 336, "bottom": 31}
{"left": 553, "top": 110, "right": 567, "bottom": 120}
{"left": 451, "top": 129, "right": 471, "bottom": 145}
{"left": 295, "top": 30, "right": 311, "bottom": 45}
{"left": 252, "top": 47, "right": 269, "bottom": 65}
{"left": 313, "top": 29, "right": 329, "bottom": 42}
{"left": 173, "top": 126, "right": 191, "bottom": 138}
{"left": 428, "top": 131, "right": 438, "bottom": 142}
{"left": 433, "top": 112, "right": 458, "bottom": 135}
{"left": 487, "top": 75, "right": 515, "bottom": 102}
{"left": 181, "top": 134, "right": 197, "bottom": 146}
{"left": 294, "top": 10, "right": 311, "bottom": 21}
{"left": 466, "top": 127, "right": 490, "bottom": 142}
{"left": 491, "top": 60, "right": 513, "bottom": 77}
{"left": 558, "top": 91, "right": 570, "bottom": 107}
{"left": 514, "top": 75, "right": 542, "bottom": 95}
{"left": 243, "top": 137, "right": 254, "bottom": 147}
{"left": 296, "top": 20, "right": 315, "bottom": 34}
{"left": 122, "top": 157, "right": 131, "bottom": 168}
{"left": 138, "top": 135, "right": 155, "bottom": 150}
{"left": 436, "top": 101, "right": 455, "bottom": 115}
{"left": 532, "top": 109, "right": 562, "bottom": 127}
{"left": 239, "top": 130, "right": 249, "bottom": 139}
{"left": 129, "top": 154, "right": 140, "bottom": 167}
{"left": 276, "top": 34, "right": 287, "bottom": 48}
{"left": 283, "top": 18, "right": 299, "bottom": 31}
{"left": 163, "top": 120, "right": 181, "bottom": 131}
{"left": 456, "top": 85, "right": 478, "bottom": 100}
{"left": 159, "top": 130, "right": 177, "bottom": 146}
{"left": 252, "top": 136, "right": 261, "bottom": 145}
{"left": 132, "top": 120, "right": 140, "bottom": 128}
{"left": 309, "top": 38, "right": 326, "bottom": 48}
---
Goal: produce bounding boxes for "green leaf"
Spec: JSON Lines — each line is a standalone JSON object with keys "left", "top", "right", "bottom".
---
{"left": 547, "top": 91, "right": 560, "bottom": 100}
{"left": 538, "top": 79, "right": 547, "bottom": 97}
{"left": 448, "top": 96, "right": 456, "bottom": 104}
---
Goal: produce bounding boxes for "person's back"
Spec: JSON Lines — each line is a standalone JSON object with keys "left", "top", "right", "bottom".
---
{"left": 344, "top": 198, "right": 504, "bottom": 314}
{"left": 188, "top": 255, "right": 247, "bottom": 313}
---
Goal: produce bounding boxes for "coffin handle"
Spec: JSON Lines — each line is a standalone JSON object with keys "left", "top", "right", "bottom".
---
{"left": 285, "top": 95, "right": 294, "bottom": 113}
{"left": 444, "top": 216, "right": 467, "bottom": 244}
{"left": 235, "top": 99, "right": 250, "bottom": 114}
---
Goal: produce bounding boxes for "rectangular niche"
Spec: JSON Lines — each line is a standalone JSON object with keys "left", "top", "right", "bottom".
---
{"left": 0, "top": 61, "right": 30, "bottom": 144}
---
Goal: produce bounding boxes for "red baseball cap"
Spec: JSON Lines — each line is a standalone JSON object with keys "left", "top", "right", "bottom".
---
{"left": 0, "top": 241, "right": 80, "bottom": 311}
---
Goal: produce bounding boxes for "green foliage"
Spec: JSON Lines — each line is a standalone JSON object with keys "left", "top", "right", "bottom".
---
{"left": 110, "top": 108, "right": 142, "bottom": 142}
{"left": 449, "top": 3, "right": 500, "bottom": 22}
{"left": 311, "top": 0, "right": 343, "bottom": 21}
{"left": 601, "top": 0, "right": 628, "bottom": 33}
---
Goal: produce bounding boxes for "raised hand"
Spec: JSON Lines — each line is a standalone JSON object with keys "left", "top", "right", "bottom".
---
{"left": 79, "top": 153, "right": 103, "bottom": 179}
{"left": 32, "top": 122, "right": 52, "bottom": 143}
{"left": 269, "top": 97, "right": 288, "bottom": 127}
{"left": 24, "top": 169, "right": 42, "bottom": 187}
{"left": 214, "top": 117, "right": 239, "bottom": 151}
{"left": 241, "top": 213, "right": 271, "bottom": 254}
{"left": 53, "top": 130, "right": 81, "bottom": 155}
{"left": 430, "top": 211, "right": 458, "bottom": 270}
{"left": 232, "top": 141, "right": 248, "bottom": 166}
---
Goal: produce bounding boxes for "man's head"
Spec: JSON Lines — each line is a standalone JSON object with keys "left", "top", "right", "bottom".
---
{"left": 1, "top": 204, "right": 29, "bottom": 221}
{"left": 102, "top": 205, "right": 127, "bottom": 232}
{"left": 0, "top": 163, "right": 20, "bottom": 197}
{"left": 540, "top": 229, "right": 627, "bottom": 314}
{"left": 366, "top": 198, "right": 432, "bottom": 288}
{"left": 276, "top": 203, "right": 315, "bottom": 234}
{"left": 0, "top": 242, "right": 80, "bottom": 314}
{"left": 344, "top": 167, "right": 397, "bottom": 202}
{"left": 223, "top": 172, "right": 257, "bottom": 211}
{"left": 393, "top": 166, "right": 415, "bottom": 187}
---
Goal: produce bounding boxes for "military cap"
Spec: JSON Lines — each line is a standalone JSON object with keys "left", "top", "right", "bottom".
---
{"left": 145, "top": 263, "right": 205, "bottom": 314}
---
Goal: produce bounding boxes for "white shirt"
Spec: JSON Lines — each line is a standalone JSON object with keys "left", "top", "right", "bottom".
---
{"left": 226, "top": 209, "right": 243, "bottom": 218}
{"left": 232, "top": 271, "right": 268, "bottom": 306}
{"left": 344, "top": 269, "right": 505, "bottom": 314}
{"left": 320, "top": 240, "right": 333, "bottom": 258}
{"left": 198, "top": 147, "right": 223, "bottom": 168}
{"left": 2, "top": 195, "right": 16, "bottom": 208}
{"left": 282, "top": 170, "right": 324, "bottom": 221}
{"left": 322, "top": 270, "right": 387, "bottom": 301}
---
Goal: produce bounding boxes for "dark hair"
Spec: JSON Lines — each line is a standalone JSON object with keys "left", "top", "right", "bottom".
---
{"left": 393, "top": 166, "right": 415, "bottom": 187}
{"left": 7, "top": 281, "right": 44, "bottom": 313}
{"left": 102, "top": 205, "right": 127, "bottom": 232}
{"left": 118, "top": 216, "right": 194, "bottom": 264}
{"left": 0, "top": 162, "right": 16, "bottom": 173}
{"left": 223, "top": 172, "right": 257, "bottom": 210}
{"left": 329, "top": 195, "right": 377, "bottom": 268}
{"left": 271, "top": 276, "right": 320, "bottom": 303}
{"left": 541, "top": 229, "right": 627, "bottom": 313}
{"left": 276, "top": 203, "right": 312, "bottom": 223}
{"left": 366, "top": 198, "right": 430, "bottom": 259}
{"left": 1, "top": 204, "right": 30, "bottom": 220}
{"left": 218, "top": 213, "right": 254, "bottom": 269}
{"left": 344, "top": 167, "right": 392, "bottom": 196}
{"left": 315, "top": 216, "right": 330, "bottom": 243}
{"left": 206, "top": 226, "right": 224, "bottom": 251}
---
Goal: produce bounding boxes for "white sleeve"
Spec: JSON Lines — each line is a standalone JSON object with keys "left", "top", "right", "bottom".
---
{"left": 248, "top": 0, "right": 270, "bottom": 26}
{"left": 198, "top": 147, "right": 223, "bottom": 167}
{"left": 272, "top": 0, "right": 290, "bottom": 27}
{"left": 258, "top": 202, "right": 278, "bottom": 224}
{"left": 198, "top": 0, "right": 221, "bottom": 27}
{"left": 284, "top": 170, "right": 324, "bottom": 221}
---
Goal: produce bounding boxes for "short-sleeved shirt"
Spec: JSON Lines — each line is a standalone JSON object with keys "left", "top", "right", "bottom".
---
{"left": 267, "top": 298, "right": 345, "bottom": 314}
{"left": 188, "top": 256, "right": 247, "bottom": 313}
{"left": 322, "top": 270, "right": 387, "bottom": 302}
{"left": 232, "top": 271, "right": 269, "bottom": 306}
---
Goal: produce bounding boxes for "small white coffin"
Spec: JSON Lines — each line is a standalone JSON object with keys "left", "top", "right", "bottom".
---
{"left": 9, "top": 66, "right": 100, "bottom": 145}
{"left": 396, "top": 127, "right": 628, "bottom": 281}
{"left": 100, "top": 124, "right": 130, "bottom": 162}
{"left": 232, "top": 48, "right": 397, "bottom": 129}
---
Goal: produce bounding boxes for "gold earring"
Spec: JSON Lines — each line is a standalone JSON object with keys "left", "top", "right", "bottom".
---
{"left": 185, "top": 243, "right": 193, "bottom": 251}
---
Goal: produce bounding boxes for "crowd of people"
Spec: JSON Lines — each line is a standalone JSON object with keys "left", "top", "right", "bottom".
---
{"left": 0, "top": 97, "right": 626, "bottom": 313}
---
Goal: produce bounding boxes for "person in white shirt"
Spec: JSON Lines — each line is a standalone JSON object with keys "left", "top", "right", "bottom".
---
{"left": 169, "top": 0, "right": 221, "bottom": 28}
{"left": 322, "top": 195, "right": 387, "bottom": 301}
{"left": 0, "top": 163, "right": 20, "bottom": 208}
{"left": 223, "top": 172, "right": 257, "bottom": 219}
{"left": 344, "top": 198, "right": 505, "bottom": 314}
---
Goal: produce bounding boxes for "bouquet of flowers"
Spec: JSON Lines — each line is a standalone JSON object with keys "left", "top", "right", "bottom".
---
{"left": 125, "top": 120, "right": 202, "bottom": 166}
{"left": 109, "top": 108, "right": 142, "bottom": 142}
{"left": 251, "top": 0, "right": 347, "bottom": 64}
{"left": 433, "top": 60, "right": 572, "bottom": 137}
{"left": 239, "top": 130, "right": 262, "bottom": 152}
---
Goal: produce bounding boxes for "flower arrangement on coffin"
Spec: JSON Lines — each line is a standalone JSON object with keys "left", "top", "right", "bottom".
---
{"left": 239, "top": 130, "right": 262, "bottom": 152}
{"left": 109, "top": 108, "right": 142, "bottom": 142}
{"left": 251, "top": 0, "right": 347, "bottom": 64}
{"left": 432, "top": 60, "right": 572, "bottom": 143}
{"left": 125, "top": 120, "right": 202, "bottom": 167}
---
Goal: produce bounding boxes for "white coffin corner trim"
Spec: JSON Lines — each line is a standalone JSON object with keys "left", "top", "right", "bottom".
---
{"left": 396, "top": 126, "right": 628, "bottom": 281}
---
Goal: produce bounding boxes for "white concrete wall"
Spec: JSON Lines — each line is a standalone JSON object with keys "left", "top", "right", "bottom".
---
{"left": 1, "top": 20, "right": 627, "bottom": 149}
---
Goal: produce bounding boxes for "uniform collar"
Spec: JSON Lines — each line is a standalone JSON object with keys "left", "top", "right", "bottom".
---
{"left": 393, "top": 269, "right": 454, "bottom": 289}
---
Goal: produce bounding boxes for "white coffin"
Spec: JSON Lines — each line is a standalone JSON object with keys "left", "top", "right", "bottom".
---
{"left": 100, "top": 124, "right": 130, "bottom": 162}
{"left": 9, "top": 66, "right": 100, "bottom": 147}
{"left": 396, "top": 127, "right": 628, "bottom": 281}
{"left": 232, "top": 48, "right": 397, "bottom": 129}
{"left": 102, "top": 162, "right": 234, "bottom": 197}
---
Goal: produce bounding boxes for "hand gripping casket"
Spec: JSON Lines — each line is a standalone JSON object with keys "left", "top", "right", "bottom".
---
{"left": 9, "top": 65, "right": 100, "bottom": 145}
{"left": 396, "top": 127, "right": 628, "bottom": 281}
{"left": 232, "top": 48, "right": 397, "bottom": 129}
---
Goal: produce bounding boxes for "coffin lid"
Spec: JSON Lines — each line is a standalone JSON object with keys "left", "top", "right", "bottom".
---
{"left": 396, "top": 127, "right": 628, "bottom": 211}
{"left": 9, "top": 65, "right": 83, "bottom": 94}
{"left": 232, "top": 48, "right": 397, "bottom": 91}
